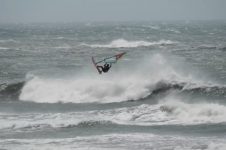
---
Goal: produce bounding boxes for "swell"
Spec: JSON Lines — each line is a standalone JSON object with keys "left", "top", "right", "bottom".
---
{"left": 1, "top": 120, "right": 113, "bottom": 133}
{"left": 2, "top": 120, "right": 226, "bottom": 137}
{"left": 82, "top": 39, "right": 177, "bottom": 48}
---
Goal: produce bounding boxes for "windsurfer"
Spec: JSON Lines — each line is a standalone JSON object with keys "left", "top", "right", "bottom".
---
{"left": 96, "top": 63, "right": 111, "bottom": 74}
{"left": 92, "top": 52, "right": 126, "bottom": 74}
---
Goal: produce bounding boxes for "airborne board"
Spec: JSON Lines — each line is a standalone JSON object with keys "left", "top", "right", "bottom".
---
{"left": 92, "top": 52, "right": 126, "bottom": 74}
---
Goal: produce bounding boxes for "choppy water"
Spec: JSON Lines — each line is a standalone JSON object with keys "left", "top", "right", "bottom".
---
{"left": 1, "top": 21, "right": 226, "bottom": 150}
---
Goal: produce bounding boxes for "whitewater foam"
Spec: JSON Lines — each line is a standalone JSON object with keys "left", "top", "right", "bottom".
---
{"left": 82, "top": 39, "right": 177, "bottom": 48}
{"left": 102, "top": 100, "right": 226, "bottom": 125}
{"left": 19, "top": 75, "right": 152, "bottom": 103}
{"left": 159, "top": 99, "right": 226, "bottom": 125}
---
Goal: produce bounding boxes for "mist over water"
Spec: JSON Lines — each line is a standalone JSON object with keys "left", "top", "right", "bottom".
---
{"left": 1, "top": 21, "right": 226, "bottom": 149}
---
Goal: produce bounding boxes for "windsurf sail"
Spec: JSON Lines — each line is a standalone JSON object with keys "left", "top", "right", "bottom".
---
{"left": 94, "top": 52, "right": 126, "bottom": 65}
{"left": 92, "top": 52, "right": 126, "bottom": 74}
{"left": 92, "top": 57, "right": 102, "bottom": 74}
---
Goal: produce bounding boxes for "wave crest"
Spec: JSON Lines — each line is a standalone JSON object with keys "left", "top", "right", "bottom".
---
{"left": 159, "top": 101, "right": 226, "bottom": 124}
{"left": 83, "top": 39, "right": 177, "bottom": 48}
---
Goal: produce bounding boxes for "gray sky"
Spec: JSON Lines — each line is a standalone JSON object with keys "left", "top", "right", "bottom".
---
{"left": 0, "top": 0, "right": 226, "bottom": 23}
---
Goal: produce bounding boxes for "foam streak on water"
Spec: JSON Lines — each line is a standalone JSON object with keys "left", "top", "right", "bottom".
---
{"left": 82, "top": 38, "right": 177, "bottom": 48}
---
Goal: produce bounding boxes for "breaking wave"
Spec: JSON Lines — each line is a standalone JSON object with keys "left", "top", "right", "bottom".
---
{"left": 82, "top": 39, "right": 177, "bottom": 48}
{"left": 2, "top": 102, "right": 226, "bottom": 132}
{"left": 158, "top": 101, "right": 226, "bottom": 125}
{"left": 2, "top": 80, "right": 225, "bottom": 102}
{"left": 1, "top": 53, "right": 226, "bottom": 103}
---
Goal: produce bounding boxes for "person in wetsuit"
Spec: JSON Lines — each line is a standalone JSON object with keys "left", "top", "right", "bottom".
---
{"left": 97, "top": 63, "right": 112, "bottom": 74}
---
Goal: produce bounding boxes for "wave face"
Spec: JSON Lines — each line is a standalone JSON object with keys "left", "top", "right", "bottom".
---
{"left": 2, "top": 79, "right": 226, "bottom": 103}
{"left": 83, "top": 39, "right": 177, "bottom": 48}
{"left": 0, "top": 82, "right": 24, "bottom": 101}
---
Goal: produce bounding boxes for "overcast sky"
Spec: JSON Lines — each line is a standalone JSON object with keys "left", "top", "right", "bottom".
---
{"left": 0, "top": 0, "right": 226, "bottom": 23}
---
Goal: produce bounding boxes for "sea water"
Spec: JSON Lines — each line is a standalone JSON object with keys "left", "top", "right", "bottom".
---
{"left": 1, "top": 21, "right": 226, "bottom": 149}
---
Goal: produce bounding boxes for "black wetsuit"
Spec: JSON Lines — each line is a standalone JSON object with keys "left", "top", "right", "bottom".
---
{"left": 97, "top": 63, "right": 111, "bottom": 73}
{"left": 102, "top": 64, "right": 111, "bottom": 72}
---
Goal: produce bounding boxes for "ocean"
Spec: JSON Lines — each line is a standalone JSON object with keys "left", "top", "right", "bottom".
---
{"left": 0, "top": 21, "right": 226, "bottom": 150}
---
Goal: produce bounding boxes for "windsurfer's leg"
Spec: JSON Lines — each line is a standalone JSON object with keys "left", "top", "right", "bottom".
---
{"left": 96, "top": 66, "right": 103, "bottom": 74}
